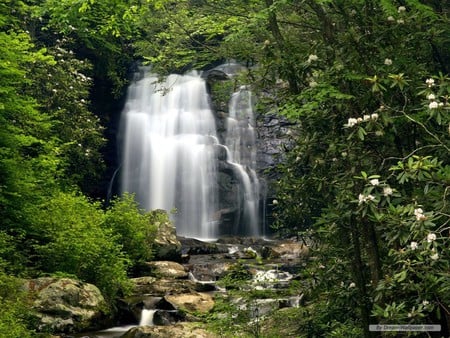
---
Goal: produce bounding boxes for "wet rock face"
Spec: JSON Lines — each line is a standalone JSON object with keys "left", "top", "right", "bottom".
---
{"left": 23, "top": 277, "right": 108, "bottom": 334}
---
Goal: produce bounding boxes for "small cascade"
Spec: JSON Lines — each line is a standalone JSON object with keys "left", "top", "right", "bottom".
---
{"left": 224, "top": 86, "right": 260, "bottom": 236}
{"left": 139, "top": 309, "right": 156, "bottom": 326}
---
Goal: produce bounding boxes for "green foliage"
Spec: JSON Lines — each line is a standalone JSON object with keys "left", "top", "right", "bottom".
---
{"left": 33, "top": 191, "right": 130, "bottom": 304}
{"left": 0, "top": 272, "right": 38, "bottom": 337}
{"left": 104, "top": 193, "right": 157, "bottom": 267}
{"left": 217, "top": 261, "right": 253, "bottom": 290}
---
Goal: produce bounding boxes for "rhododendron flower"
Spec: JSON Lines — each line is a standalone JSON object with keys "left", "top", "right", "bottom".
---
{"left": 369, "top": 178, "right": 379, "bottom": 186}
{"left": 429, "top": 101, "right": 438, "bottom": 109}
{"left": 427, "top": 233, "right": 436, "bottom": 243}
{"left": 383, "top": 187, "right": 393, "bottom": 196}
{"left": 346, "top": 118, "right": 358, "bottom": 127}
{"left": 307, "top": 54, "right": 318, "bottom": 63}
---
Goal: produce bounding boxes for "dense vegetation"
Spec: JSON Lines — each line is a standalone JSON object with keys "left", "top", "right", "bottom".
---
{"left": 1, "top": 0, "right": 449, "bottom": 337}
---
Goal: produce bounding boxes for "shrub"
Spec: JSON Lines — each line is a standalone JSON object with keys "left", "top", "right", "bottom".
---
{"left": 104, "top": 193, "right": 157, "bottom": 268}
{"left": 34, "top": 191, "right": 130, "bottom": 304}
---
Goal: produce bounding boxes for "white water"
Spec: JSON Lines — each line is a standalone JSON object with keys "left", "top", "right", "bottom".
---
{"left": 121, "top": 71, "right": 218, "bottom": 239}
{"left": 225, "top": 86, "right": 260, "bottom": 236}
{"left": 121, "top": 69, "right": 261, "bottom": 239}
{"left": 139, "top": 309, "right": 156, "bottom": 326}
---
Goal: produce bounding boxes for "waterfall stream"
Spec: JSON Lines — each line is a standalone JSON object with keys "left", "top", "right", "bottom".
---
{"left": 120, "top": 69, "right": 261, "bottom": 239}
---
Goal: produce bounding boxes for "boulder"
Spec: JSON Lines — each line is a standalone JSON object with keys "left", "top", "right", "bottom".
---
{"left": 129, "top": 277, "right": 196, "bottom": 297}
{"left": 120, "top": 323, "right": 217, "bottom": 338}
{"left": 144, "top": 261, "right": 188, "bottom": 279}
{"left": 23, "top": 277, "right": 108, "bottom": 333}
{"left": 165, "top": 292, "right": 214, "bottom": 314}
{"left": 153, "top": 211, "right": 182, "bottom": 262}
{"left": 265, "top": 241, "right": 309, "bottom": 260}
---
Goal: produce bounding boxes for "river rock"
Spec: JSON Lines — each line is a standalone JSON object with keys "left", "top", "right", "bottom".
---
{"left": 120, "top": 323, "right": 217, "bottom": 338}
{"left": 145, "top": 261, "right": 188, "bottom": 279}
{"left": 165, "top": 292, "right": 214, "bottom": 313}
{"left": 23, "top": 277, "right": 108, "bottom": 333}
{"left": 129, "top": 277, "right": 196, "bottom": 296}
{"left": 153, "top": 211, "right": 182, "bottom": 262}
{"left": 264, "top": 241, "right": 309, "bottom": 260}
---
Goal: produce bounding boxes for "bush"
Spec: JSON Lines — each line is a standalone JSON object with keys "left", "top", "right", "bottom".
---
{"left": 34, "top": 191, "right": 130, "bottom": 304}
{"left": 0, "top": 272, "right": 37, "bottom": 338}
{"left": 104, "top": 193, "right": 157, "bottom": 268}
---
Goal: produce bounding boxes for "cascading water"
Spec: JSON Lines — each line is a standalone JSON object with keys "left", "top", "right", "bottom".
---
{"left": 224, "top": 86, "right": 260, "bottom": 236}
{"left": 120, "top": 68, "right": 261, "bottom": 239}
{"left": 139, "top": 309, "right": 156, "bottom": 326}
{"left": 121, "top": 71, "right": 218, "bottom": 240}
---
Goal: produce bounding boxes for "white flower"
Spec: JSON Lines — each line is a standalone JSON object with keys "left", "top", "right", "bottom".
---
{"left": 387, "top": 16, "right": 395, "bottom": 22}
{"left": 346, "top": 118, "right": 358, "bottom": 127}
{"left": 363, "top": 114, "right": 371, "bottom": 121}
{"left": 272, "top": 199, "right": 278, "bottom": 205}
{"left": 427, "top": 233, "right": 437, "bottom": 243}
{"left": 358, "top": 194, "right": 366, "bottom": 205}
{"left": 358, "top": 194, "right": 375, "bottom": 204}
{"left": 357, "top": 117, "right": 363, "bottom": 123}
{"left": 430, "top": 253, "right": 439, "bottom": 260}
{"left": 427, "top": 93, "right": 436, "bottom": 100}
{"left": 383, "top": 187, "right": 393, "bottom": 196}
{"left": 414, "top": 208, "right": 427, "bottom": 221}
{"left": 349, "top": 282, "right": 356, "bottom": 288}
{"left": 371, "top": 113, "right": 379, "bottom": 120}
{"left": 429, "top": 101, "right": 439, "bottom": 109}
{"left": 410, "top": 241, "right": 418, "bottom": 250}
{"left": 426, "top": 78, "right": 435, "bottom": 87}
{"left": 422, "top": 300, "right": 430, "bottom": 306}
{"left": 398, "top": 6, "right": 406, "bottom": 12}
{"left": 369, "top": 178, "right": 379, "bottom": 186}
{"left": 397, "top": 19, "right": 405, "bottom": 24}
{"left": 307, "top": 54, "right": 319, "bottom": 63}
{"left": 414, "top": 208, "right": 423, "bottom": 215}
{"left": 384, "top": 58, "right": 393, "bottom": 65}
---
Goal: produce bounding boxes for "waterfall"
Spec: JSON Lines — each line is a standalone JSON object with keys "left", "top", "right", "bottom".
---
{"left": 139, "top": 309, "right": 156, "bottom": 326}
{"left": 121, "top": 71, "right": 218, "bottom": 240}
{"left": 120, "top": 68, "right": 261, "bottom": 239}
{"left": 225, "top": 86, "right": 260, "bottom": 236}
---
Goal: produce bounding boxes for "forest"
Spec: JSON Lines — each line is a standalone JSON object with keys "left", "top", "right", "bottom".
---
{"left": 1, "top": 0, "right": 449, "bottom": 337}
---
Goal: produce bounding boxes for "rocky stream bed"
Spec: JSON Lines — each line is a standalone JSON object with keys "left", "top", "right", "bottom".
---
{"left": 25, "top": 226, "right": 309, "bottom": 338}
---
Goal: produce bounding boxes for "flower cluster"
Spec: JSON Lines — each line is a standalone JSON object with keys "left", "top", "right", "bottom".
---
{"left": 425, "top": 80, "right": 444, "bottom": 109}
{"left": 307, "top": 54, "right": 319, "bottom": 63}
{"left": 414, "top": 208, "right": 427, "bottom": 221}
{"left": 345, "top": 113, "right": 379, "bottom": 127}
{"left": 358, "top": 193, "right": 375, "bottom": 205}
